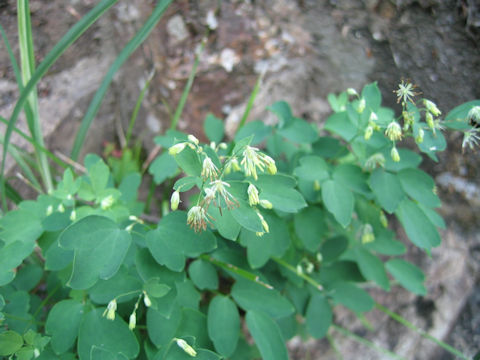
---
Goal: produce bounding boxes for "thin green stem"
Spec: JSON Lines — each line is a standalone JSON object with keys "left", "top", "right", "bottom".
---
{"left": 332, "top": 324, "right": 406, "bottom": 360}
{"left": 237, "top": 72, "right": 263, "bottom": 131}
{"left": 375, "top": 303, "right": 469, "bottom": 360}
{"left": 200, "top": 254, "right": 274, "bottom": 289}
{"left": 170, "top": 37, "right": 207, "bottom": 130}
{"left": 126, "top": 69, "right": 155, "bottom": 148}
{"left": 327, "top": 332, "right": 344, "bottom": 360}
{"left": 272, "top": 257, "right": 323, "bottom": 291}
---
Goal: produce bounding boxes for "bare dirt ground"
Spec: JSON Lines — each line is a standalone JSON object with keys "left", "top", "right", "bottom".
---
{"left": 1, "top": 0, "right": 480, "bottom": 358}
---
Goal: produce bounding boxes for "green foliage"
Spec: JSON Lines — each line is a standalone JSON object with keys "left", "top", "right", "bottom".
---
{"left": 1, "top": 19, "right": 477, "bottom": 356}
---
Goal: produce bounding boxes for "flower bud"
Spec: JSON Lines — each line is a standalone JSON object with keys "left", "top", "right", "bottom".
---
{"left": 103, "top": 299, "right": 117, "bottom": 321}
{"left": 364, "top": 125, "right": 374, "bottom": 141}
{"left": 129, "top": 312, "right": 136, "bottom": 331}
{"left": 361, "top": 224, "right": 375, "bottom": 244}
{"left": 70, "top": 210, "right": 77, "bottom": 221}
{"left": 169, "top": 142, "right": 187, "bottom": 156}
{"left": 357, "top": 98, "right": 366, "bottom": 114}
{"left": 424, "top": 99, "right": 441, "bottom": 117}
{"left": 347, "top": 88, "right": 358, "bottom": 96}
{"left": 46, "top": 205, "right": 53, "bottom": 216}
{"left": 313, "top": 180, "right": 321, "bottom": 191}
{"left": 259, "top": 199, "right": 273, "bottom": 209}
{"left": 247, "top": 184, "right": 260, "bottom": 206}
{"left": 426, "top": 112, "right": 434, "bottom": 130}
{"left": 143, "top": 292, "right": 152, "bottom": 307}
{"left": 379, "top": 210, "right": 388, "bottom": 228}
{"left": 101, "top": 195, "right": 115, "bottom": 210}
{"left": 415, "top": 128, "right": 425, "bottom": 144}
{"left": 57, "top": 204, "right": 65, "bottom": 213}
{"left": 188, "top": 134, "right": 199, "bottom": 145}
{"left": 176, "top": 339, "right": 197, "bottom": 357}
{"left": 170, "top": 190, "right": 180, "bottom": 211}
{"left": 369, "top": 112, "right": 378, "bottom": 122}
{"left": 391, "top": 146, "right": 401, "bottom": 162}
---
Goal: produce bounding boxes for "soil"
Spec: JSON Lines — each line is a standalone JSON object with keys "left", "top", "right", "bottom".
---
{"left": 1, "top": 0, "right": 480, "bottom": 358}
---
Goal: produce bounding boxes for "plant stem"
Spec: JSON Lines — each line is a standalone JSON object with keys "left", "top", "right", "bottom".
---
{"left": 272, "top": 257, "right": 323, "bottom": 291}
{"left": 237, "top": 72, "right": 263, "bottom": 131}
{"left": 332, "top": 324, "right": 406, "bottom": 360}
{"left": 126, "top": 69, "right": 155, "bottom": 148}
{"left": 375, "top": 303, "right": 469, "bottom": 360}
{"left": 170, "top": 36, "right": 207, "bottom": 130}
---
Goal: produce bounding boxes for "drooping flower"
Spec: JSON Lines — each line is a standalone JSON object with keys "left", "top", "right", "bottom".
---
{"left": 391, "top": 146, "right": 401, "bottom": 162}
{"left": 201, "top": 156, "right": 218, "bottom": 181}
{"left": 103, "top": 299, "right": 117, "bottom": 320}
{"left": 187, "top": 206, "right": 209, "bottom": 232}
{"left": 175, "top": 339, "right": 197, "bottom": 357}
{"left": 423, "top": 99, "right": 441, "bottom": 117}
{"left": 247, "top": 183, "right": 260, "bottom": 206}
{"left": 385, "top": 121, "right": 403, "bottom": 142}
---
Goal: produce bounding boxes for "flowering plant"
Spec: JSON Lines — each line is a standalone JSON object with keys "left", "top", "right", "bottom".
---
{"left": 0, "top": 82, "right": 478, "bottom": 359}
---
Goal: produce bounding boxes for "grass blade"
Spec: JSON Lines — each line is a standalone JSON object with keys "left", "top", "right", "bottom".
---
{"left": 170, "top": 37, "right": 207, "bottom": 130}
{"left": 126, "top": 69, "right": 155, "bottom": 148}
{"left": 17, "top": 0, "right": 53, "bottom": 192}
{"left": 70, "top": 0, "right": 173, "bottom": 161}
{"left": 237, "top": 72, "right": 263, "bottom": 131}
{"left": 1, "top": 0, "right": 120, "bottom": 209}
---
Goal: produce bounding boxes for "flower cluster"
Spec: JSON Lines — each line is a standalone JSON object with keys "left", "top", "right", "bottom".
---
{"left": 168, "top": 136, "right": 277, "bottom": 233}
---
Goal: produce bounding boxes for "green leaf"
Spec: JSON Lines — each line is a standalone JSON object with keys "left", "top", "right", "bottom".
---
{"left": 173, "top": 146, "right": 202, "bottom": 177}
{"left": 294, "top": 207, "right": 327, "bottom": 252}
{"left": 147, "top": 306, "right": 182, "bottom": 347}
{"left": 321, "top": 180, "right": 354, "bottom": 228}
{"left": 176, "top": 308, "right": 210, "bottom": 348}
{"left": 267, "top": 101, "right": 293, "bottom": 127}
{"left": 148, "top": 152, "right": 178, "bottom": 184}
{"left": 204, "top": 113, "right": 224, "bottom": 143}
{"left": 89, "top": 268, "right": 142, "bottom": 304}
{"left": 11, "top": 264, "right": 42, "bottom": 292}
{"left": 445, "top": 100, "right": 480, "bottom": 122}
{"left": 240, "top": 212, "right": 291, "bottom": 268}
{"left": 230, "top": 202, "right": 264, "bottom": 233}
{"left": 384, "top": 148, "right": 422, "bottom": 172}
{"left": 58, "top": 216, "right": 131, "bottom": 289}
{"left": 354, "top": 247, "right": 390, "bottom": 290}
{"left": 330, "top": 282, "right": 374, "bottom": 313}
{"left": 395, "top": 199, "right": 441, "bottom": 250}
{"left": 254, "top": 174, "right": 307, "bottom": 213}
{"left": 0, "top": 330, "right": 23, "bottom": 356}
{"left": 305, "top": 294, "right": 332, "bottom": 339}
{"left": 312, "top": 137, "right": 348, "bottom": 159}
{"left": 325, "top": 112, "right": 356, "bottom": 142}
{"left": 174, "top": 176, "right": 202, "bottom": 192}
{"left": 135, "top": 248, "right": 185, "bottom": 286}
{"left": 78, "top": 308, "right": 139, "bottom": 360}
{"left": 146, "top": 212, "right": 217, "bottom": 272}
{"left": 231, "top": 279, "right": 295, "bottom": 318}
{"left": 364, "top": 229, "right": 406, "bottom": 256}
{"left": 245, "top": 311, "right": 289, "bottom": 360}
{"left": 320, "top": 235, "right": 348, "bottom": 263}
{"left": 369, "top": 169, "right": 405, "bottom": 213}
{"left": 46, "top": 300, "right": 84, "bottom": 354}
{"left": 333, "top": 164, "right": 371, "bottom": 196}
{"left": 386, "top": 259, "right": 426, "bottom": 295}
{"left": 361, "top": 82, "right": 382, "bottom": 112}
{"left": 398, "top": 168, "right": 440, "bottom": 208}
{"left": 207, "top": 205, "right": 241, "bottom": 241}
{"left": 277, "top": 118, "right": 318, "bottom": 144}
{"left": 293, "top": 156, "right": 329, "bottom": 182}
{"left": 208, "top": 296, "right": 240, "bottom": 357}
{"left": 235, "top": 120, "right": 272, "bottom": 145}
{"left": 417, "top": 129, "right": 446, "bottom": 161}
{"left": 144, "top": 279, "right": 171, "bottom": 298}
{"left": 188, "top": 259, "right": 218, "bottom": 290}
